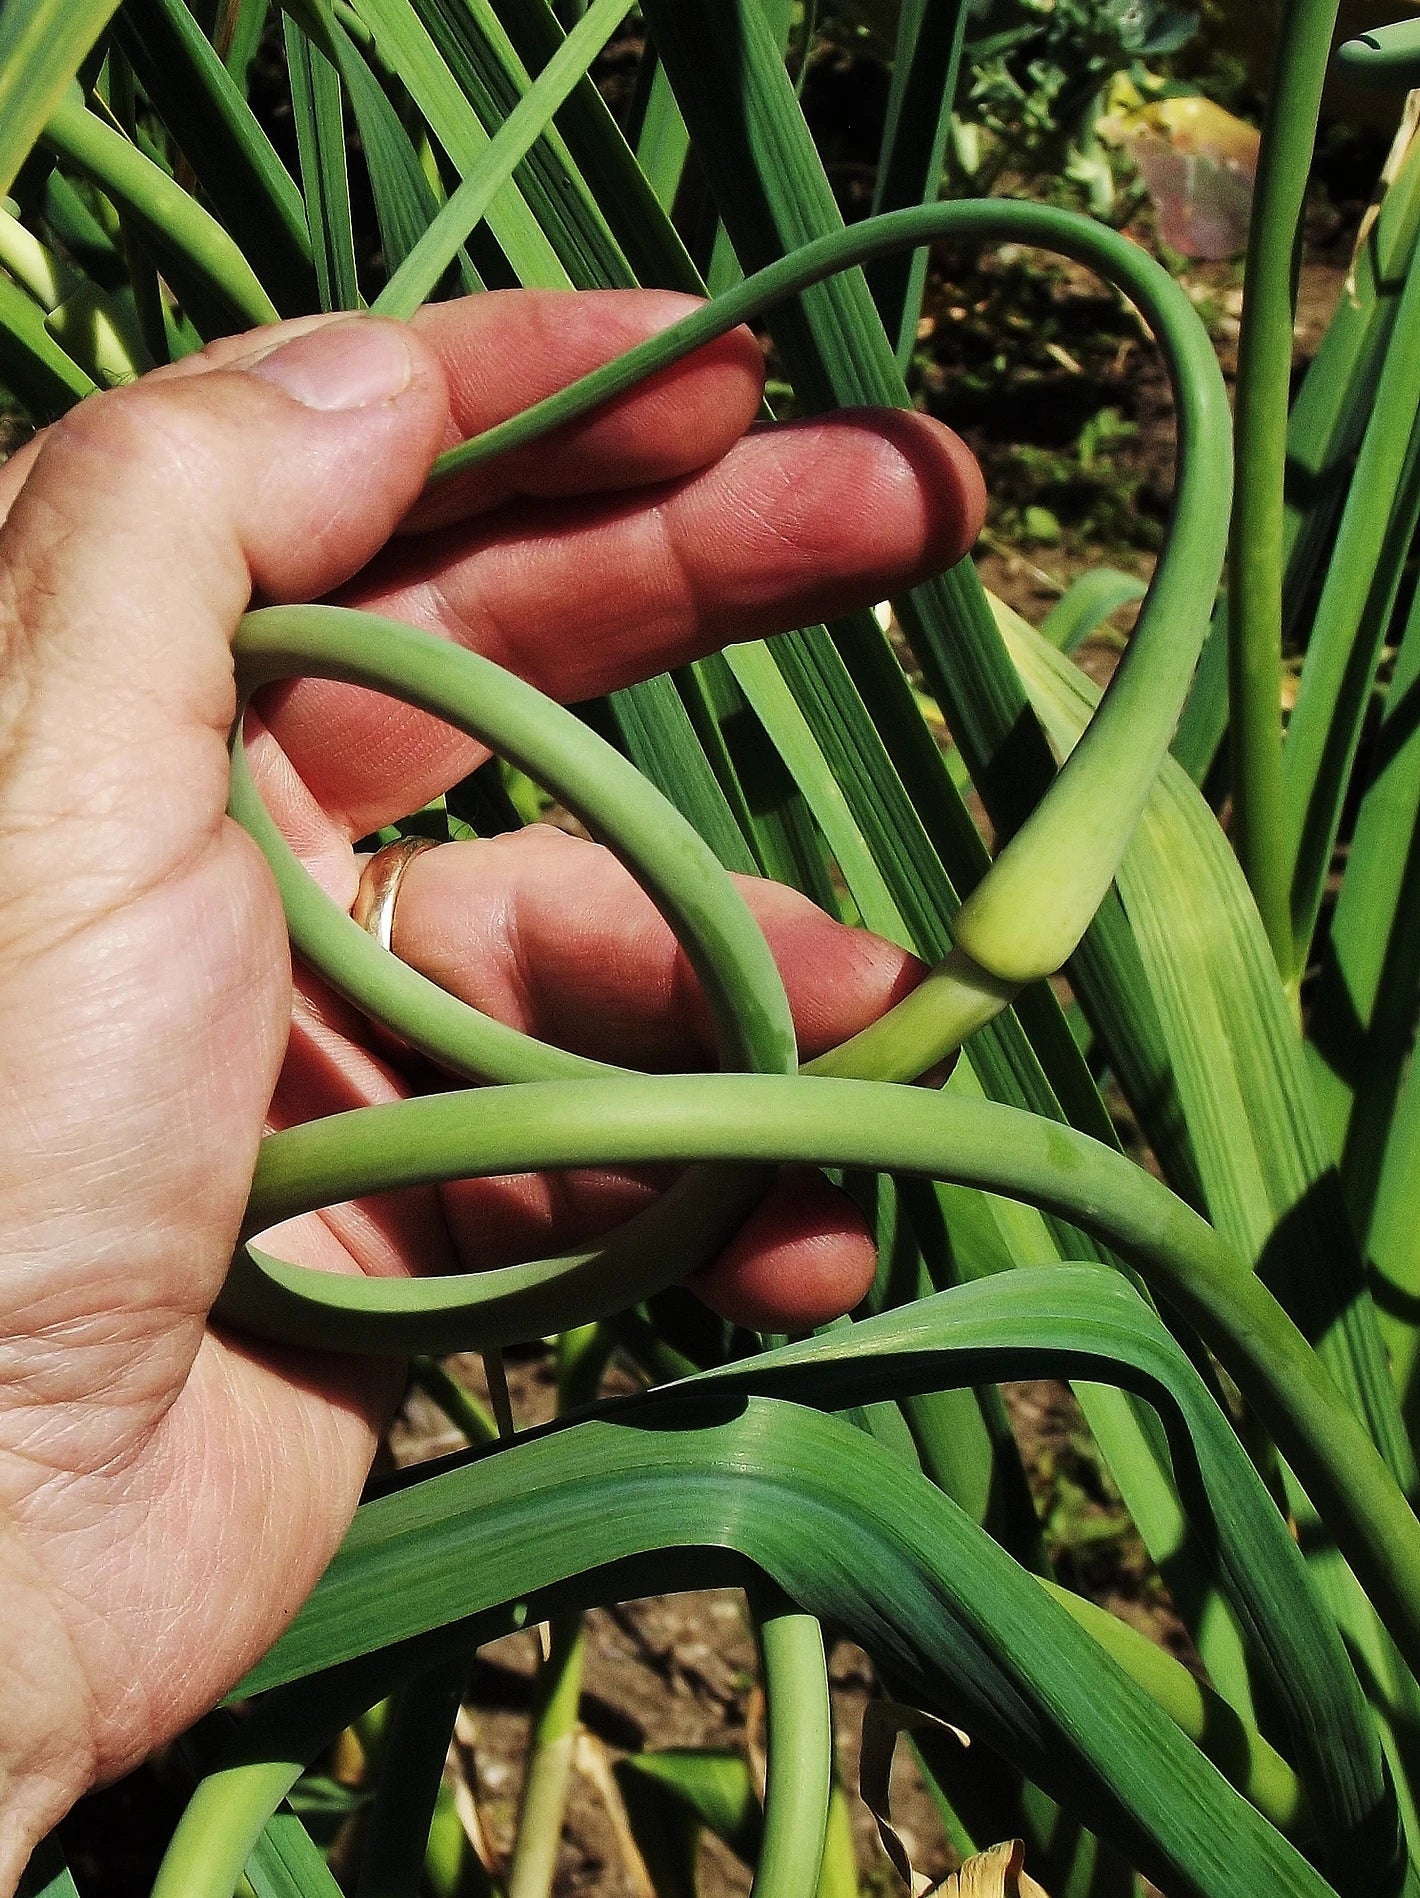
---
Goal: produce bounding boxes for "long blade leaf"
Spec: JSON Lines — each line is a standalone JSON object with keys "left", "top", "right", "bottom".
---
{"left": 0, "top": 0, "right": 120, "bottom": 197}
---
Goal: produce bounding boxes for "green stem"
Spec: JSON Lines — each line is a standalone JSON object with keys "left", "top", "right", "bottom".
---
{"left": 505, "top": 1327, "right": 609, "bottom": 1898}
{"left": 355, "top": 1661, "right": 468, "bottom": 1898}
{"left": 231, "top": 610, "right": 797, "bottom": 1086}
{"left": 410, "top": 1357, "right": 499, "bottom": 1446}
{"left": 226, "top": 197, "right": 1229, "bottom": 1312}
{"left": 1337, "top": 16, "right": 1420, "bottom": 83}
{"left": 0, "top": 270, "right": 95, "bottom": 420}
{"left": 222, "top": 207, "right": 1225, "bottom": 1383}
{"left": 750, "top": 1585, "right": 833, "bottom": 1898}
{"left": 42, "top": 89, "right": 279, "bottom": 328}
{"left": 813, "top": 1781, "right": 859, "bottom": 1898}
{"left": 150, "top": 1760, "right": 304, "bottom": 1898}
{"left": 506, "top": 1617, "right": 585, "bottom": 1898}
{"left": 805, "top": 944, "right": 1017, "bottom": 1081}
{"left": 1229, "top": 0, "right": 1342, "bottom": 980}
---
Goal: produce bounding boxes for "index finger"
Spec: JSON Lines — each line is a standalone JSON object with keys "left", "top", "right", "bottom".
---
{"left": 0, "top": 288, "right": 766, "bottom": 532}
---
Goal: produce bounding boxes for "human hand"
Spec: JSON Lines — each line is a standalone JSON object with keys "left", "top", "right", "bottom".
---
{"left": 0, "top": 295, "right": 983, "bottom": 1878}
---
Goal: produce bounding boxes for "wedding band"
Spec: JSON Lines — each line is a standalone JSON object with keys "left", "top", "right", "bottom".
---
{"left": 352, "top": 837, "right": 440, "bottom": 952}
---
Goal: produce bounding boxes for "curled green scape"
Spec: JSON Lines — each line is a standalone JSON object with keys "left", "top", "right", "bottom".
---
{"left": 221, "top": 197, "right": 1232, "bottom": 1361}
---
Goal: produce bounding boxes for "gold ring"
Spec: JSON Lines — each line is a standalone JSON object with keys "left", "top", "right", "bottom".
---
{"left": 351, "top": 837, "right": 440, "bottom": 952}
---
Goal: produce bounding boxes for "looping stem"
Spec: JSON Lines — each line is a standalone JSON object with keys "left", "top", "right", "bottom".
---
{"left": 226, "top": 199, "right": 1230, "bottom": 1362}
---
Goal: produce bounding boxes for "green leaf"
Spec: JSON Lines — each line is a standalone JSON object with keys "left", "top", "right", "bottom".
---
{"left": 303, "top": 4, "right": 479, "bottom": 294}
{"left": 723, "top": 642, "right": 904, "bottom": 935}
{"left": 592, "top": 673, "right": 759, "bottom": 874}
{"left": 868, "top": 0, "right": 971, "bottom": 366}
{"left": 399, "top": 0, "right": 631, "bottom": 291}
{"left": 238, "top": 1390, "right": 1337, "bottom": 1898}
{"left": 0, "top": 0, "right": 121, "bottom": 198}
{"left": 374, "top": 0, "right": 632, "bottom": 319}
{"left": 284, "top": 16, "right": 361, "bottom": 312}
{"left": 0, "top": 267, "right": 95, "bottom": 419}
{"left": 489, "top": 0, "right": 700, "bottom": 289}
{"left": 618, "top": 1750, "right": 763, "bottom": 1864}
{"left": 1309, "top": 566, "right": 1420, "bottom": 1238}
{"left": 15, "top": 1836, "right": 80, "bottom": 1898}
{"left": 626, "top": 43, "right": 690, "bottom": 214}
{"left": 1041, "top": 568, "right": 1147, "bottom": 655}
{"left": 1000, "top": 596, "right": 1420, "bottom": 1840}
{"left": 639, "top": 0, "right": 1053, "bottom": 856}
{"left": 43, "top": 89, "right": 279, "bottom": 330}
{"left": 995, "top": 595, "right": 1413, "bottom": 1487}
{"left": 1039, "top": 1583, "right": 1307, "bottom": 1840}
{"left": 614, "top": 1762, "right": 702, "bottom": 1898}
{"left": 353, "top": 1661, "right": 467, "bottom": 1898}
{"left": 222, "top": 0, "right": 271, "bottom": 86}
{"left": 113, "top": 0, "right": 317, "bottom": 317}
{"left": 1282, "top": 239, "right": 1420, "bottom": 968}
{"left": 246, "top": 1811, "right": 345, "bottom": 1898}
{"left": 1313, "top": 570, "right": 1420, "bottom": 1417}
{"left": 344, "top": 0, "right": 570, "bottom": 287}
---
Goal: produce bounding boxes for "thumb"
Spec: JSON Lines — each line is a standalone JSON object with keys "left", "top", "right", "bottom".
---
{"left": 0, "top": 317, "right": 445, "bottom": 1363}
{"left": 0, "top": 316, "right": 444, "bottom": 904}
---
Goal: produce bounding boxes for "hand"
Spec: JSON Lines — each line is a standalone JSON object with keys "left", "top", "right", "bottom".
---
{"left": 0, "top": 294, "right": 983, "bottom": 1877}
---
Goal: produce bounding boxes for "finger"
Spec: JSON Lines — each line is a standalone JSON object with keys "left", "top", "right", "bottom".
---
{"left": 269, "top": 966, "right": 462, "bottom": 1282}
{"left": 0, "top": 290, "right": 766, "bottom": 534}
{"left": 0, "top": 429, "right": 42, "bottom": 518}
{"left": 691, "top": 1169, "right": 878, "bottom": 1330}
{"left": 0, "top": 316, "right": 353, "bottom": 525}
{"left": 389, "top": 829, "right": 925, "bottom": 1069}
{"left": 261, "top": 409, "right": 986, "bottom": 838}
{"left": 267, "top": 949, "right": 675, "bottom": 1272}
{"left": 434, "top": 1164, "right": 877, "bottom": 1332}
{"left": 171, "top": 291, "right": 766, "bottom": 520}
{"left": 271, "top": 828, "right": 905, "bottom": 1325}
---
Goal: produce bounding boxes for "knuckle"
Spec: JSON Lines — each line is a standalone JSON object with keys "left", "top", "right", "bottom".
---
{"left": 41, "top": 380, "right": 223, "bottom": 496}
{"left": 500, "top": 823, "right": 597, "bottom": 868}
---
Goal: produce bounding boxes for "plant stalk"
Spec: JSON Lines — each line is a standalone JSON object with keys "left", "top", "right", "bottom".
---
{"left": 1229, "top": 0, "right": 1342, "bottom": 981}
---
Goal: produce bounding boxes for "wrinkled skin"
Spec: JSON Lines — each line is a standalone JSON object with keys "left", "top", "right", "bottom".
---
{"left": 0, "top": 297, "right": 984, "bottom": 1884}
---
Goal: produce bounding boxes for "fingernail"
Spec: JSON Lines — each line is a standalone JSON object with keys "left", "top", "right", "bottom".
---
{"left": 246, "top": 318, "right": 412, "bottom": 410}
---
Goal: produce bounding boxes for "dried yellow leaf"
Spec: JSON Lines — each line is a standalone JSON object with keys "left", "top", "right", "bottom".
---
{"left": 938, "top": 1838, "right": 1050, "bottom": 1898}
